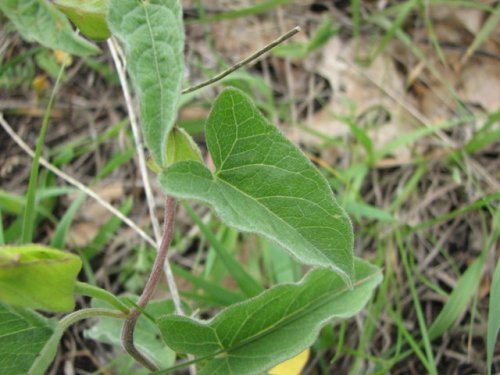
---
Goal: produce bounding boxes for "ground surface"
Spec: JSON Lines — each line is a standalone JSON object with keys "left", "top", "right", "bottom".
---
{"left": 0, "top": 0, "right": 499, "bottom": 374}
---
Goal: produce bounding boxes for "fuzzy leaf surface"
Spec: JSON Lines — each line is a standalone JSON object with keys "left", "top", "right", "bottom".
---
{"left": 0, "top": 0, "right": 99, "bottom": 56}
{"left": 108, "top": 0, "right": 184, "bottom": 166}
{"left": 160, "top": 88, "right": 354, "bottom": 281}
{"left": 159, "top": 259, "right": 381, "bottom": 375}
{"left": 54, "top": 0, "right": 110, "bottom": 41}
{"left": 0, "top": 245, "right": 82, "bottom": 312}
{"left": 0, "top": 302, "right": 54, "bottom": 375}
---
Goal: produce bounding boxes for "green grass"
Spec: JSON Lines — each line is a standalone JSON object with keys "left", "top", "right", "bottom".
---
{"left": 1, "top": 0, "right": 498, "bottom": 373}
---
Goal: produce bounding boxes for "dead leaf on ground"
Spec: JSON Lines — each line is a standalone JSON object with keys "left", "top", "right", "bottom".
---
{"left": 288, "top": 36, "right": 417, "bottom": 164}
{"left": 67, "top": 182, "right": 124, "bottom": 247}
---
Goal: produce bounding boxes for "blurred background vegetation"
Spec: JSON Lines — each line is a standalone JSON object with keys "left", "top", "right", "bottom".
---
{"left": 0, "top": 0, "right": 499, "bottom": 374}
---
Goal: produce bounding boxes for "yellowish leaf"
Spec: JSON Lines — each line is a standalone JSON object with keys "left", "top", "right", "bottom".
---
{"left": 268, "top": 349, "right": 310, "bottom": 375}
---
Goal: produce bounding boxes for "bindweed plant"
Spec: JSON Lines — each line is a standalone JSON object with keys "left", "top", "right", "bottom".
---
{"left": 0, "top": 0, "right": 382, "bottom": 374}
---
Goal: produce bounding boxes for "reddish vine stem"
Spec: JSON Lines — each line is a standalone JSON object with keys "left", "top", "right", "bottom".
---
{"left": 122, "top": 196, "right": 177, "bottom": 371}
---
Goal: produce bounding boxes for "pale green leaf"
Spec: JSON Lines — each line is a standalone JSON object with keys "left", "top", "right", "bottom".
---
{"left": 487, "top": 260, "right": 500, "bottom": 375}
{"left": 0, "top": 245, "right": 82, "bottom": 312}
{"left": 158, "top": 259, "right": 381, "bottom": 375}
{"left": 54, "top": 0, "right": 110, "bottom": 41}
{"left": 85, "top": 297, "right": 176, "bottom": 369}
{"left": 107, "top": 0, "right": 185, "bottom": 166}
{"left": 0, "top": 0, "right": 99, "bottom": 56}
{"left": 160, "top": 88, "right": 354, "bottom": 282}
{"left": 166, "top": 127, "right": 203, "bottom": 167}
{"left": 0, "top": 302, "right": 55, "bottom": 375}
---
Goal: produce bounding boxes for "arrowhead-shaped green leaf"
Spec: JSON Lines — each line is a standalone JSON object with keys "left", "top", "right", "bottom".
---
{"left": 0, "top": 302, "right": 55, "bottom": 375}
{"left": 107, "top": 0, "right": 185, "bottom": 166}
{"left": 54, "top": 0, "right": 110, "bottom": 42}
{"left": 159, "top": 259, "right": 381, "bottom": 375}
{"left": 0, "top": 0, "right": 100, "bottom": 56}
{"left": 159, "top": 88, "right": 354, "bottom": 281}
{"left": 0, "top": 245, "right": 82, "bottom": 312}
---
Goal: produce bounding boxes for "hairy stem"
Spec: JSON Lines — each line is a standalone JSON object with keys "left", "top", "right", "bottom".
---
{"left": 122, "top": 196, "right": 177, "bottom": 371}
{"left": 181, "top": 26, "right": 300, "bottom": 95}
{"left": 31, "top": 308, "right": 126, "bottom": 375}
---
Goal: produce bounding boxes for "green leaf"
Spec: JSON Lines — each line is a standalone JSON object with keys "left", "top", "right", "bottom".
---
{"left": 0, "top": 302, "right": 55, "bottom": 375}
{"left": 107, "top": 0, "right": 185, "bottom": 166}
{"left": 160, "top": 88, "right": 354, "bottom": 282}
{"left": 158, "top": 259, "right": 381, "bottom": 375}
{"left": 0, "top": 245, "right": 82, "bottom": 312}
{"left": 487, "top": 260, "right": 500, "bottom": 375}
{"left": 85, "top": 297, "right": 176, "bottom": 369}
{"left": 166, "top": 127, "right": 203, "bottom": 167}
{"left": 0, "top": 0, "right": 99, "bottom": 56}
{"left": 428, "top": 255, "right": 485, "bottom": 340}
{"left": 53, "top": 0, "right": 110, "bottom": 41}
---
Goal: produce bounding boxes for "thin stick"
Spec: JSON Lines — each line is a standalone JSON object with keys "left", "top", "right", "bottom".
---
{"left": 108, "top": 38, "right": 162, "bottom": 244}
{"left": 277, "top": 9, "right": 297, "bottom": 125}
{"left": 181, "top": 26, "right": 301, "bottom": 95}
{"left": 0, "top": 113, "right": 157, "bottom": 248}
{"left": 122, "top": 196, "right": 177, "bottom": 371}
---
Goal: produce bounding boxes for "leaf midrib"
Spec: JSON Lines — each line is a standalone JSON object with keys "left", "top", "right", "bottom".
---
{"left": 142, "top": 1, "right": 166, "bottom": 163}
{"left": 215, "top": 176, "right": 347, "bottom": 267}
{"left": 207, "top": 271, "right": 379, "bottom": 362}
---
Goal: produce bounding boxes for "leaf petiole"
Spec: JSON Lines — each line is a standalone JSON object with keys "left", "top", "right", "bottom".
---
{"left": 74, "top": 281, "right": 130, "bottom": 314}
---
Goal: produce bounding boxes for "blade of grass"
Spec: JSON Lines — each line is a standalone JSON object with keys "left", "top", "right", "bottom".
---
{"left": 421, "top": 0, "right": 449, "bottom": 69}
{"left": 428, "top": 255, "right": 485, "bottom": 340}
{"left": 171, "top": 264, "right": 245, "bottom": 306}
{"left": 464, "top": 110, "right": 500, "bottom": 154}
{"left": 375, "top": 115, "right": 474, "bottom": 161}
{"left": 0, "top": 208, "right": 4, "bottom": 245}
{"left": 0, "top": 189, "right": 57, "bottom": 221}
{"left": 21, "top": 62, "right": 66, "bottom": 243}
{"left": 50, "top": 192, "right": 85, "bottom": 249}
{"left": 389, "top": 163, "right": 427, "bottom": 213}
{"left": 352, "top": 0, "right": 362, "bottom": 40}
{"left": 460, "top": 2, "right": 500, "bottom": 66}
{"left": 183, "top": 202, "right": 264, "bottom": 297}
{"left": 396, "top": 230, "right": 437, "bottom": 375}
{"left": 94, "top": 148, "right": 136, "bottom": 181}
{"left": 189, "top": 0, "right": 294, "bottom": 23}
{"left": 369, "top": 0, "right": 418, "bottom": 63}
{"left": 344, "top": 200, "right": 396, "bottom": 222}
{"left": 429, "top": 0, "right": 494, "bottom": 12}
{"left": 203, "top": 225, "right": 238, "bottom": 283}
{"left": 487, "top": 258, "right": 500, "bottom": 375}
{"left": 82, "top": 197, "right": 134, "bottom": 260}
{"left": 412, "top": 193, "right": 499, "bottom": 232}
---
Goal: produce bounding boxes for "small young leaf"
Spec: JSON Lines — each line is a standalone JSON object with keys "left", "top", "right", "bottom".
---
{"left": 158, "top": 259, "right": 381, "bottom": 375}
{"left": 0, "top": 245, "right": 82, "bottom": 312}
{"left": 166, "top": 127, "right": 203, "bottom": 167}
{"left": 160, "top": 88, "right": 354, "bottom": 282}
{"left": 0, "top": 0, "right": 99, "bottom": 56}
{"left": 107, "top": 0, "right": 185, "bottom": 166}
{"left": 0, "top": 302, "right": 55, "bottom": 375}
{"left": 53, "top": 0, "right": 110, "bottom": 41}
